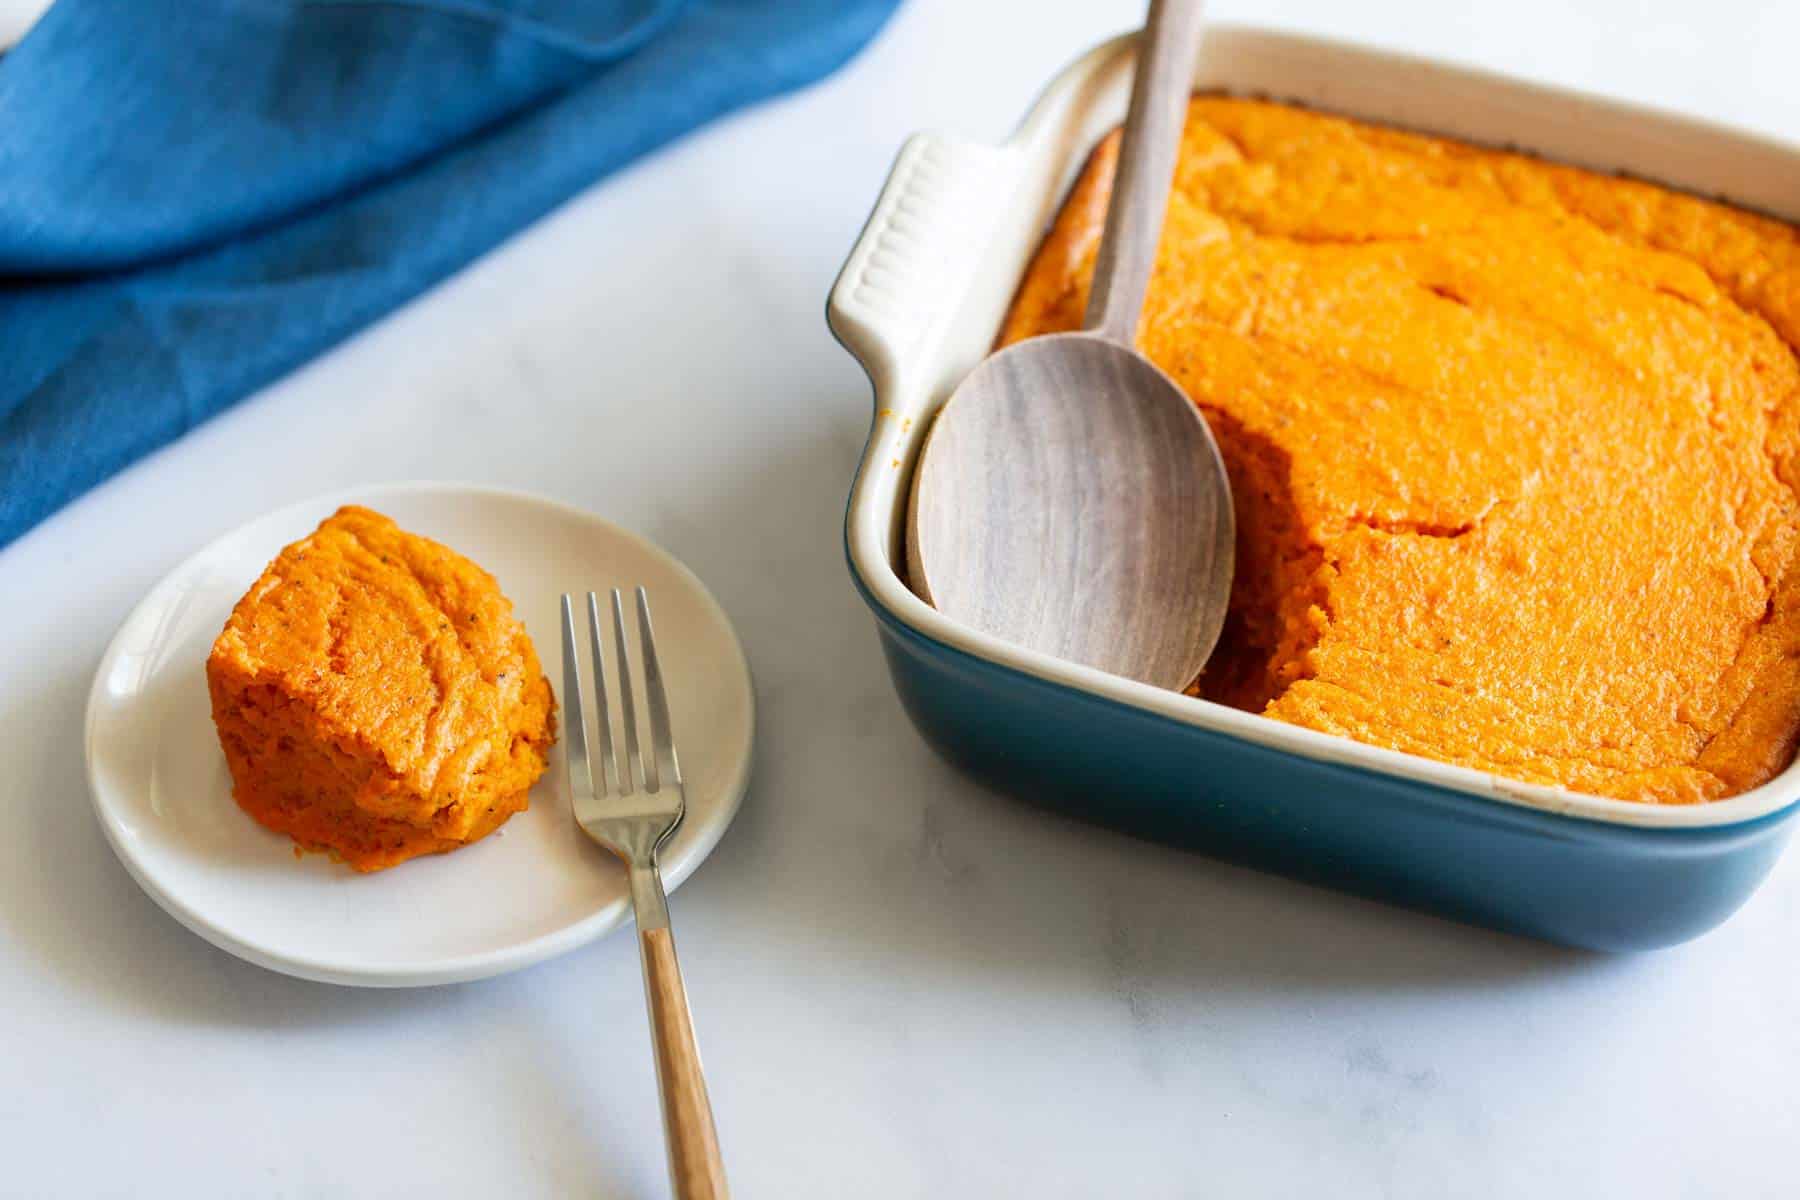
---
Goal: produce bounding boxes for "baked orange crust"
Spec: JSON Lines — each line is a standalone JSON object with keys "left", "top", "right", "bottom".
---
{"left": 1000, "top": 97, "right": 1800, "bottom": 803}
{"left": 206, "top": 506, "right": 556, "bottom": 870}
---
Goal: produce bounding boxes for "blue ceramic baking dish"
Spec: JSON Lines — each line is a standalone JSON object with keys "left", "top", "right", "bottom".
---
{"left": 827, "top": 26, "right": 1800, "bottom": 950}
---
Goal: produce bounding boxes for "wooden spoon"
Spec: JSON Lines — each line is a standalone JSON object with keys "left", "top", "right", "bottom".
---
{"left": 907, "top": 0, "right": 1234, "bottom": 691}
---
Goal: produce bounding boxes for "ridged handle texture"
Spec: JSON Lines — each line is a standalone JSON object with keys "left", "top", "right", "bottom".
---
{"left": 828, "top": 132, "right": 1019, "bottom": 383}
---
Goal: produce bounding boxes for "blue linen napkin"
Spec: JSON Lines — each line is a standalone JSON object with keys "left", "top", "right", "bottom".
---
{"left": 0, "top": 0, "right": 900, "bottom": 548}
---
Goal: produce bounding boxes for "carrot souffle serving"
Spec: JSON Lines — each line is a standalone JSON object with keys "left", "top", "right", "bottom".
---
{"left": 207, "top": 506, "right": 556, "bottom": 871}
{"left": 1000, "top": 96, "right": 1800, "bottom": 803}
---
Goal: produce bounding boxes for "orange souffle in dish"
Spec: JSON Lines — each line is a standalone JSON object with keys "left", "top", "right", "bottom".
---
{"left": 1001, "top": 97, "right": 1800, "bottom": 804}
{"left": 207, "top": 506, "right": 556, "bottom": 871}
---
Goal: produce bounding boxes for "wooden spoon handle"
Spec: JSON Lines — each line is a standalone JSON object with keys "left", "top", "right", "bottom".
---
{"left": 1084, "top": 0, "right": 1206, "bottom": 346}
{"left": 640, "top": 924, "right": 728, "bottom": 1199}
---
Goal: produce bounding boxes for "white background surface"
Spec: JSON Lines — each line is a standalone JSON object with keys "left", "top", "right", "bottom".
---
{"left": 3, "top": 1, "right": 1797, "bottom": 1196}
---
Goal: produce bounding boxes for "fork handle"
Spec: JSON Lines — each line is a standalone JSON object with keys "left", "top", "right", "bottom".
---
{"left": 634, "top": 867, "right": 728, "bottom": 1200}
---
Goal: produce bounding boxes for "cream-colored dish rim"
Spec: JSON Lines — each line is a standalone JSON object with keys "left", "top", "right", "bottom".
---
{"left": 829, "top": 24, "right": 1800, "bottom": 831}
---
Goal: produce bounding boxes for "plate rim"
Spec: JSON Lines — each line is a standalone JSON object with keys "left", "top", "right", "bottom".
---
{"left": 84, "top": 480, "right": 756, "bottom": 988}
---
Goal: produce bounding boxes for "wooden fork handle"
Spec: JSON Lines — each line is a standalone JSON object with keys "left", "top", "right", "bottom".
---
{"left": 641, "top": 924, "right": 728, "bottom": 1199}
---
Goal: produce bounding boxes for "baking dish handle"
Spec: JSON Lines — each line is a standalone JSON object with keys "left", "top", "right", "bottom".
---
{"left": 828, "top": 131, "right": 1024, "bottom": 392}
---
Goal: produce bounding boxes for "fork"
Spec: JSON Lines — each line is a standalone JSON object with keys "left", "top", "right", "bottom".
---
{"left": 561, "top": 587, "right": 727, "bottom": 1200}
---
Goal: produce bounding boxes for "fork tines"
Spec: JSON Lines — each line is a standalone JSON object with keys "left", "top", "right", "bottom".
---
{"left": 559, "top": 587, "right": 683, "bottom": 807}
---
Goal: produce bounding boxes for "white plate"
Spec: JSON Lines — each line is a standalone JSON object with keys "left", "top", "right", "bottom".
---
{"left": 85, "top": 482, "right": 754, "bottom": 987}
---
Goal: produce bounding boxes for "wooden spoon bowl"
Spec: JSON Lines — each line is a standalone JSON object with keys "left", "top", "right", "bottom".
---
{"left": 908, "top": 332, "right": 1233, "bottom": 691}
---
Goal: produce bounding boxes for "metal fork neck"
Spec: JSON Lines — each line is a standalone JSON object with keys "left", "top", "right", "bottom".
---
{"left": 630, "top": 862, "right": 671, "bottom": 932}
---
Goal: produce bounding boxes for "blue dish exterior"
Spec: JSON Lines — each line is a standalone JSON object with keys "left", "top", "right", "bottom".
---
{"left": 851, "top": 561, "right": 1799, "bottom": 950}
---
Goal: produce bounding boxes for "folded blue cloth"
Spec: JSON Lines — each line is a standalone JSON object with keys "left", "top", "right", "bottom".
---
{"left": 0, "top": 0, "right": 899, "bottom": 548}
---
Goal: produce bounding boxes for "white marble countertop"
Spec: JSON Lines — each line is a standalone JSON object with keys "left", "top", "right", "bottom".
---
{"left": 3, "top": 1, "right": 1798, "bottom": 1195}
